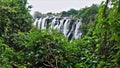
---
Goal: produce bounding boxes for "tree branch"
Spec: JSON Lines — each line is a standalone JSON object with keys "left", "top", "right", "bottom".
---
{"left": 103, "top": 0, "right": 109, "bottom": 18}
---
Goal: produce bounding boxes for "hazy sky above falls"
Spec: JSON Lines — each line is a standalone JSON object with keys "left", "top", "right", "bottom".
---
{"left": 28, "top": 0, "right": 105, "bottom": 15}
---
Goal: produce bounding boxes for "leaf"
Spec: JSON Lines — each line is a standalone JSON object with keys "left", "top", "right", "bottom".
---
{"left": 110, "top": 35, "right": 120, "bottom": 41}
{"left": 94, "top": 28, "right": 106, "bottom": 34}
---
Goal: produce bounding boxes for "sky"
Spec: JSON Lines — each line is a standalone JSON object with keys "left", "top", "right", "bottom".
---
{"left": 28, "top": 0, "right": 105, "bottom": 15}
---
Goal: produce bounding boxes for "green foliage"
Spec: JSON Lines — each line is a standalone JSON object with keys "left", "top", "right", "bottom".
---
{"left": 7, "top": 29, "right": 81, "bottom": 68}
{"left": 60, "top": 9, "right": 78, "bottom": 17}
{"left": 0, "top": 39, "right": 25, "bottom": 68}
{"left": 77, "top": 4, "right": 99, "bottom": 36}
{"left": 81, "top": 0, "right": 120, "bottom": 67}
{"left": 0, "top": 0, "right": 32, "bottom": 35}
{"left": 24, "top": 29, "right": 68, "bottom": 67}
{"left": 0, "top": 0, "right": 120, "bottom": 68}
{"left": 0, "top": 0, "right": 32, "bottom": 49}
{"left": 76, "top": 4, "right": 98, "bottom": 19}
{"left": 0, "top": 39, "right": 13, "bottom": 68}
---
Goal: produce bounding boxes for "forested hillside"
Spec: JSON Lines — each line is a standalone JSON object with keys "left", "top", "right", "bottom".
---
{"left": 0, "top": 0, "right": 120, "bottom": 68}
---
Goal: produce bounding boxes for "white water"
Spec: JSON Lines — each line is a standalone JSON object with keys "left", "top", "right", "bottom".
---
{"left": 33, "top": 18, "right": 38, "bottom": 27}
{"left": 41, "top": 18, "right": 47, "bottom": 30}
{"left": 63, "top": 19, "right": 70, "bottom": 36}
{"left": 74, "top": 19, "right": 82, "bottom": 39}
{"left": 38, "top": 18, "right": 42, "bottom": 29}
{"left": 57, "top": 19, "right": 65, "bottom": 32}
{"left": 33, "top": 16, "right": 82, "bottom": 41}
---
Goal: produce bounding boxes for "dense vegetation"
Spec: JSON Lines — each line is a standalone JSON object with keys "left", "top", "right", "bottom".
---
{"left": 0, "top": 0, "right": 120, "bottom": 68}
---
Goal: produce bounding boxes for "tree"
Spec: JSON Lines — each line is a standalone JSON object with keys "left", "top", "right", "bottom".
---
{"left": 33, "top": 11, "right": 42, "bottom": 19}
{"left": 61, "top": 11, "right": 69, "bottom": 17}
{"left": 88, "top": 0, "right": 120, "bottom": 67}
{"left": 75, "top": 4, "right": 99, "bottom": 23}
{"left": 0, "top": 0, "right": 32, "bottom": 49}
{"left": 68, "top": 9, "right": 78, "bottom": 15}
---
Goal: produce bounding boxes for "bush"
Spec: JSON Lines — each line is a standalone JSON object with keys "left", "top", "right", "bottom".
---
{"left": 8, "top": 29, "right": 80, "bottom": 67}
{"left": 0, "top": 0, "right": 33, "bottom": 50}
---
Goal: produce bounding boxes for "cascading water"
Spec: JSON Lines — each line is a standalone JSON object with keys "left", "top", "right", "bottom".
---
{"left": 33, "top": 16, "right": 82, "bottom": 41}
{"left": 74, "top": 19, "right": 82, "bottom": 39}
{"left": 41, "top": 18, "right": 47, "bottom": 30}
{"left": 33, "top": 18, "right": 38, "bottom": 27}
{"left": 66, "top": 20, "right": 76, "bottom": 41}
{"left": 57, "top": 18, "right": 65, "bottom": 32}
{"left": 54, "top": 18, "right": 60, "bottom": 29}
{"left": 51, "top": 17, "right": 57, "bottom": 29}
{"left": 38, "top": 18, "right": 42, "bottom": 29}
{"left": 63, "top": 19, "right": 70, "bottom": 36}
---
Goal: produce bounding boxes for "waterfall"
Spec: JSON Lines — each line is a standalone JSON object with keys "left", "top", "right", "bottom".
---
{"left": 33, "top": 18, "right": 38, "bottom": 27}
{"left": 33, "top": 16, "right": 82, "bottom": 41}
{"left": 38, "top": 18, "right": 42, "bottom": 29}
{"left": 41, "top": 17, "right": 47, "bottom": 30}
{"left": 54, "top": 18, "right": 60, "bottom": 29}
{"left": 74, "top": 19, "right": 82, "bottom": 39}
{"left": 50, "top": 17, "right": 56, "bottom": 29}
{"left": 63, "top": 19, "right": 70, "bottom": 36}
{"left": 57, "top": 18, "right": 65, "bottom": 32}
{"left": 67, "top": 20, "right": 76, "bottom": 41}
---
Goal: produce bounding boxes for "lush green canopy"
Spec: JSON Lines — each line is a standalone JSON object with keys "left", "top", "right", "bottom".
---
{"left": 0, "top": 0, "right": 120, "bottom": 68}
